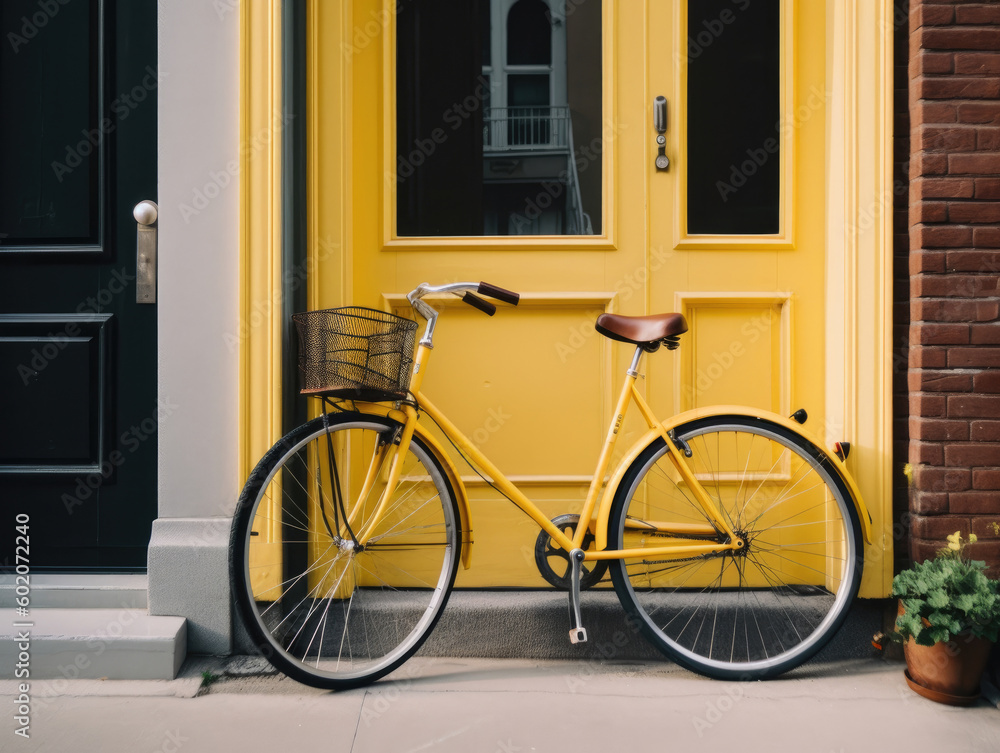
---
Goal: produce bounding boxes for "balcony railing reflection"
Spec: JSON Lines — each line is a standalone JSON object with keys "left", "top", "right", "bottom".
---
{"left": 484, "top": 106, "right": 571, "bottom": 151}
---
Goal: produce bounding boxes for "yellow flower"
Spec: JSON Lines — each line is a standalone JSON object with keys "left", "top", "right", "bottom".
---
{"left": 969, "top": 533, "right": 978, "bottom": 544}
{"left": 947, "top": 531, "right": 961, "bottom": 551}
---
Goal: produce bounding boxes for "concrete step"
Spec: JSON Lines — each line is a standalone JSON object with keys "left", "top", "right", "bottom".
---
{"left": 232, "top": 590, "right": 888, "bottom": 664}
{"left": 0, "top": 609, "right": 186, "bottom": 681}
{"left": 414, "top": 591, "right": 889, "bottom": 665}
{"left": 0, "top": 575, "right": 148, "bottom": 609}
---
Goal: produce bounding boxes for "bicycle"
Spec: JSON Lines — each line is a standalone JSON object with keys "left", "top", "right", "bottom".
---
{"left": 229, "top": 280, "right": 872, "bottom": 690}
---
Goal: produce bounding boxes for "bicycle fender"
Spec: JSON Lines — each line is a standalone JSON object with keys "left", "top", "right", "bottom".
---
{"left": 341, "top": 403, "right": 474, "bottom": 569}
{"left": 594, "top": 406, "right": 873, "bottom": 550}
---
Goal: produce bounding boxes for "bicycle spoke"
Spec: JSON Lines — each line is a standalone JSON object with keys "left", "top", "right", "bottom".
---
{"left": 359, "top": 549, "right": 443, "bottom": 589}
{"left": 278, "top": 550, "right": 354, "bottom": 648}
{"left": 335, "top": 577, "right": 358, "bottom": 669}
{"left": 366, "top": 492, "right": 443, "bottom": 543}
{"left": 692, "top": 431, "right": 731, "bottom": 531}
{"left": 255, "top": 541, "right": 341, "bottom": 606}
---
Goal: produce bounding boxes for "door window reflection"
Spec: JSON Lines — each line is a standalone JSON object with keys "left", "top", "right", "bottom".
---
{"left": 396, "top": 0, "right": 602, "bottom": 237}
{"left": 686, "top": 0, "right": 780, "bottom": 235}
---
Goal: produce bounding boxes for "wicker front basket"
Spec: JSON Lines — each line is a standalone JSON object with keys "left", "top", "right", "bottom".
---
{"left": 292, "top": 307, "right": 417, "bottom": 399}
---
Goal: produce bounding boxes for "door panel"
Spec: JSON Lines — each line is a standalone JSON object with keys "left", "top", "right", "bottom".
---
{"left": 0, "top": 0, "right": 158, "bottom": 570}
{"left": 313, "top": 0, "right": 836, "bottom": 587}
{"left": 0, "top": 0, "right": 101, "bottom": 249}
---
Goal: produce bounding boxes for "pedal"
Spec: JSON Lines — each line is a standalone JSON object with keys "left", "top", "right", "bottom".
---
{"left": 569, "top": 627, "right": 588, "bottom": 644}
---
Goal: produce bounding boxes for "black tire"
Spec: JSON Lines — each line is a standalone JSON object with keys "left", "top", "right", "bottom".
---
{"left": 230, "top": 412, "right": 460, "bottom": 690}
{"left": 608, "top": 416, "right": 863, "bottom": 680}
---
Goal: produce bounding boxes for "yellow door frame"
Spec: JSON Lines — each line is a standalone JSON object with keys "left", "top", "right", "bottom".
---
{"left": 238, "top": 0, "right": 895, "bottom": 596}
{"left": 239, "top": 0, "right": 284, "bottom": 478}
{"left": 825, "top": 1, "right": 895, "bottom": 597}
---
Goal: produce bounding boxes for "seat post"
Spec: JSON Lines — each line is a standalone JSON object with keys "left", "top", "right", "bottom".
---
{"left": 626, "top": 345, "right": 644, "bottom": 377}
{"left": 625, "top": 345, "right": 642, "bottom": 377}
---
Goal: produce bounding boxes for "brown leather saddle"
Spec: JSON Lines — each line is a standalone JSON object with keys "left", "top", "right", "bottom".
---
{"left": 595, "top": 312, "right": 688, "bottom": 351}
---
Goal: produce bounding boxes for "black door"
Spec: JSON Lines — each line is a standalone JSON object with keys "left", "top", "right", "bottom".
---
{"left": 0, "top": 0, "right": 157, "bottom": 570}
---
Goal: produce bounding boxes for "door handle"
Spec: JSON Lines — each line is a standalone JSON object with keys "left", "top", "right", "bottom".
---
{"left": 134, "top": 200, "right": 158, "bottom": 304}
{"left": 653, "top": 96, "right": 669, "bottom": 171}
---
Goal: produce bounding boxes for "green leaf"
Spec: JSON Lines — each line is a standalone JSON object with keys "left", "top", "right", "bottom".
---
{"left": 926, "top": 625, "right": 951, "bottom": 645}
{"left": 926, "top": 589, "right": 949, "bottom": 609}
{"left": 952, "top": 594, "right": 975, "bottom": 613}
{"left": 915, "top": 629, "right": 938, "bottom": 647}
{"left": 895, "top": 608, "right": 925, "bottom": 641}
{"left": 927, "top": 611, "right": 952, "bottom": 628}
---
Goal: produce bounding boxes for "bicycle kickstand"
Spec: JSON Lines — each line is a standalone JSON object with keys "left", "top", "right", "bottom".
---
{"left": 567, "top": 548, "right": 588, "bottom": 644}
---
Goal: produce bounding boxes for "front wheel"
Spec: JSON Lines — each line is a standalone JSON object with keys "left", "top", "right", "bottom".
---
{"left": 608, "top": 416, "right": 863, "bottom": 680}
{"left": 230, "top": 412, "right": 460, "bottom": 690}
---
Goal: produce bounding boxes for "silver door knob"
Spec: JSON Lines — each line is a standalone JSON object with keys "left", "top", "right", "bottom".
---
{"left": 134, "top": 200, "right": 158, "bottom": 226}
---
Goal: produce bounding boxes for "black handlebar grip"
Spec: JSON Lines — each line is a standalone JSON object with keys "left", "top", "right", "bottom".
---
{"left": 462, "top": 292, "right": 497, "bottom": 316}
{"left": 478, "top": 282, "right": 520, "bottom": 306}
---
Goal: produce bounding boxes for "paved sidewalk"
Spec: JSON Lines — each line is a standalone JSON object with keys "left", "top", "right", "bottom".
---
{"left": 2, "top": 655, "right": 998, "bottom": 752}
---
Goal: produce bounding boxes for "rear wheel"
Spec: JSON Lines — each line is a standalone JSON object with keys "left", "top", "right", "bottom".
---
{"left": 230, "top": 412, "right": 460, "bottom": 690}
{"left": 608, "top": 416, "right": 863, "bottom": 679}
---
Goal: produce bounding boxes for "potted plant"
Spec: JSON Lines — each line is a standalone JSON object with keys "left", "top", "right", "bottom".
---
{"left": 889, "top": 531, "right": 1000, "bottom": 705}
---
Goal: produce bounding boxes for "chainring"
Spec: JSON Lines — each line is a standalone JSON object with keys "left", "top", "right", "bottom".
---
{"left": 533, "top": 514, "right": 609, "bottom": 590}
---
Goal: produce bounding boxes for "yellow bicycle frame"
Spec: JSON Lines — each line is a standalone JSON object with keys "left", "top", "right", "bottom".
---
{"left": 340, "top": 337, "right": 875, "bottom": 570}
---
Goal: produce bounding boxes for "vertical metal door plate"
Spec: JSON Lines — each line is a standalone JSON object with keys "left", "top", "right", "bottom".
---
{"left": 134, "top": 200, "right": 158, "bottom": 304}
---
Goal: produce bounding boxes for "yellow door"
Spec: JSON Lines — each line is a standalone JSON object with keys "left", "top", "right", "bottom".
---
{"left": 306, "top": 0, "right": 888, "bottom": 594}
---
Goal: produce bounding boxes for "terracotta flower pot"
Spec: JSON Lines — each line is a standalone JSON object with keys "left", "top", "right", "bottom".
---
{"left": 898, "top": 602, "right": 995, "bottom": 706}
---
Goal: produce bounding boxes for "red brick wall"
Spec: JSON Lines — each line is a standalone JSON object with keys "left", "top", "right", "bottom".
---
{"left": 909, "top": 0, "right": 1000, "bottom": 571}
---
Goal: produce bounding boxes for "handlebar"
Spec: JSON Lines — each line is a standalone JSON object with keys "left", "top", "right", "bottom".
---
{"left": 462, "top": 292, "right": 497, "bottom": 316}
{"left": 406, "top": 280, "right": 520, "bottom": 318}
{"left": 477, "top": 282, "right": 520, "bottom": 306}
{"left": 405, "top": 281, "right": 519, "bottom": 345}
